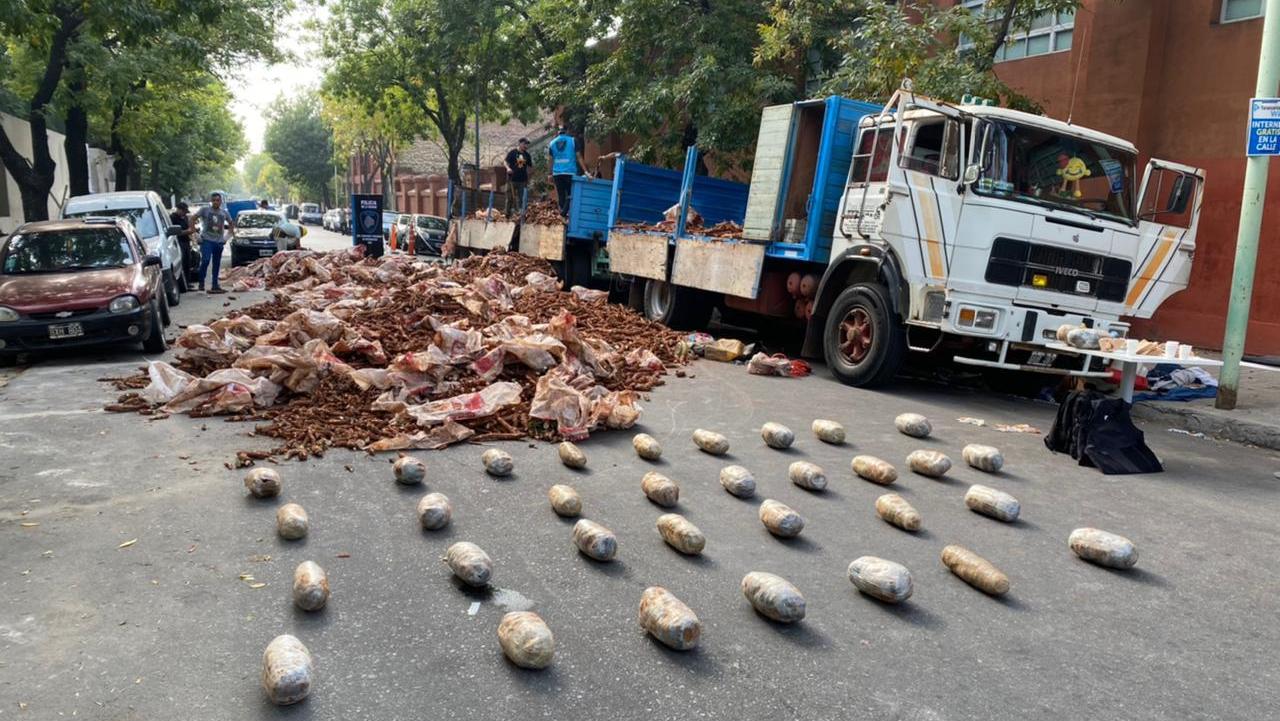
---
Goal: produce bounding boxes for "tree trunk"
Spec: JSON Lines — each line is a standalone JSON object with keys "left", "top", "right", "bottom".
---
{"left": 0, "top": 6, "right": 83, "bottom": 222}
{"left": 114, "top": 154, "right": 134, "bottom": 191}
{"left": 984, "top": 0, "right": 1020, "bottom": 70}
{"left": 64, "top": 61, "right": 89, "bottom": 197}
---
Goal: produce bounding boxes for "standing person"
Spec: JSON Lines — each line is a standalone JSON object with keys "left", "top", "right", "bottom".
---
{"left": 169, "top": 201, "right": 198, "bottom": 284}
{"left": 504, "top": 138, "right": 532, "bottom": 215}
{"left": 257, "top": 198, "right": 270, "bottom": 210}
{"left": 548, "top": 126, "right": 590, "bottom": 217}
{"left": 194, "top": 191, "right": 236, "bottom": 293}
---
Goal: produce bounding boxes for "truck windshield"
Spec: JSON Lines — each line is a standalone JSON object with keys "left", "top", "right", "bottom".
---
{"left": 976, "top": 121, "right": 1135, "bottom": 224}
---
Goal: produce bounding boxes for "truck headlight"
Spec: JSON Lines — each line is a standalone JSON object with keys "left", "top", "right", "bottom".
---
{"left": 956, "top": 305, "right": 999, "bottom": 331}
{"left": 0, "top": 306, "right": 18, "bottom": 322}
{"left": 109, "top": 295, "right": 140, "bottom": 314}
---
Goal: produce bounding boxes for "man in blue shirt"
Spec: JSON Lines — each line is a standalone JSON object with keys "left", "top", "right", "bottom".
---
{"left": 547, "top": 126, "right": 590, "bottom": 217}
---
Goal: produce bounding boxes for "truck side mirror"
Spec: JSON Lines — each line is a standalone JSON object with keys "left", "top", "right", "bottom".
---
{"left": 962, "top": 164, "right": 980, "bottom": 184}
{"left": 1165, "top": 174, "right": 1194, "bottom": 214}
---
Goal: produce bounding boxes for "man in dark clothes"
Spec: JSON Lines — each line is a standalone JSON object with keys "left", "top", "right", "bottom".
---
{"left": 169, "top": 201, "right": 198, "bottom": 283}
{"left": 504, "top": 138, "right": 532, "bottom": 215}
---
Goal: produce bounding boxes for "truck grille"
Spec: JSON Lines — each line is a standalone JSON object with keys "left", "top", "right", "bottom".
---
{"left": 985, "top": 238, "right": 1130, "bottom": 302}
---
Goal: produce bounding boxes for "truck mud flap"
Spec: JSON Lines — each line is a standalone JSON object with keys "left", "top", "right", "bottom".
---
{"left": 519, "top": 223, "right": 565, "bottom": 261}
{"left": 607, "top": 230, "right": 669, "bottom": 281}
{"left": 671, "top": 237, "right": 766, "bottom": 299}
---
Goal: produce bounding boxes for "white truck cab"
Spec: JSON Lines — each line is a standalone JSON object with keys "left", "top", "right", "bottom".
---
{"left": 62, "top": 190, "right": 187, "bottom": 307}
{"left": 819, "top": 84, "right": 1203, "bottom": 385}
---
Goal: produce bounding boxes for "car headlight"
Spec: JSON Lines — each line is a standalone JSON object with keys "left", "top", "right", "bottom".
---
{"left": 109, "top": 295, "right": 140, "bottom": 314}
{"left": 0, "top": 306, "right": 18, "bottom": 322}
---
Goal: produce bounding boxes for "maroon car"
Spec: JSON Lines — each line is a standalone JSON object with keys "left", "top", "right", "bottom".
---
{"left": 0, "top": 217, "right": 170, "bottom": 364}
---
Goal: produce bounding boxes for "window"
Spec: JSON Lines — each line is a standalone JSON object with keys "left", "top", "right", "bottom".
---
{"left": 900, "top": 116, "right": 961, "bottom": 180}
{"left": 974, "top": 120, "right": 1137, "bottom": 224}
{"left": 958, "top": 1, "right": 1074, "bottom": 62}
{"left": 851, "top": 127, "right": 896, "bottom": 184}
{"left": 65, "top": 206, "right": 159, "bottom": 238}
{"left": 1222, "top": 0, "right": 1264, "bottom": 22}
{"left": 2, "top": 228, "right": 134, "bottom": 274}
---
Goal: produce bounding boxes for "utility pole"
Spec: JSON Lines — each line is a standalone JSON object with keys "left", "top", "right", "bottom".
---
{"left": 1217, "top": 0, "right": 1280, "bottom": 410}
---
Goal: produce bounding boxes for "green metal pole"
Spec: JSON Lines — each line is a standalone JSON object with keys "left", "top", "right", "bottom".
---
{"left": 1217, "top": 0, "right": 1280, "bottom": 410}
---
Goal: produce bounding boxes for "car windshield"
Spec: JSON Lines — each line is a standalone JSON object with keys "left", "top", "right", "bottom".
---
{"left": 416, "top": 216, "right": 446, "bottom": 230}
{"left": 238, "top": 213, "right": 282, "bottom": 229}
{"left": 65, "top": 206, "right": 158, "bottom": 237}
{"left": 300, "top": 204, "right": 320, "bottom": 213}
{"left": 397, "top": 215, "right": 411, "bottom": 224}
{"left": 2, "top": 228, "right": 133, "bottom": 274}
{"left": 976, "top": 120, "right": 1136, "bottom": 223}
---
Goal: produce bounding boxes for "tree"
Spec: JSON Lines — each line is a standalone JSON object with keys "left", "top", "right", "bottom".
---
{"left": 263, "top": 94, "right": 333, "bottom": 202}
{"left": 0, "top": 1, "right": 85, "bottom": 221}
{"left": 537, "top": 0, "right": 785, "bottom": 170}
{"left": 0, "top": 0, "right": 285, "bottom": 219}
{"left": 322, "top": 0, "right": 540, "bottom": 184}
{"left": 321, "top": 88, "right": 424, "bottom": 207}
{"left": 759, "top": 0, "right": 1081, "bottom": 110}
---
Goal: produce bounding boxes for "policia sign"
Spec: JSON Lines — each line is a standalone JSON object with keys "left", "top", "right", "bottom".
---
{"left": 350, "top": 194, "right": 386, "bottom": 257}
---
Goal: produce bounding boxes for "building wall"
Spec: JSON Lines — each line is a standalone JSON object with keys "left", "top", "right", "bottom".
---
{"left": 1, "top": 112, "right": 71, "bottom": 236}
{"left": 992, "top": 0, "right": 1280, "bottom": 354}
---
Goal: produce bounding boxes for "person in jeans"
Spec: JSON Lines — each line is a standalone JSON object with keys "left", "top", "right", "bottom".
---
{"left": 168, "top": 201, "right": 198, "bottom": 283}
{"left": 547, "top": 126, "right": 590, "bottom": 216}
{"left": 504, "top": 137, "right": 532, "bottom": 215}
{"left": 194, "top": 191, "right": 236, "bottom": 293}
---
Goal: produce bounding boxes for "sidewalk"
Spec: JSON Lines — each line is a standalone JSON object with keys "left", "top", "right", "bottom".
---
{"left": 1130, "top": 354, "right": 1280, "bottom": 450}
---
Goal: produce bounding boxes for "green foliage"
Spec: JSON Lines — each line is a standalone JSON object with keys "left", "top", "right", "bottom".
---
{"left": 264, "top": 94, "right": 333, "bottom": 202}
{"left": 761, "top": 0, "right": 1082, "bottom": 111}
{"left": 243, "top": 153, "right": 293, "bottom": 201}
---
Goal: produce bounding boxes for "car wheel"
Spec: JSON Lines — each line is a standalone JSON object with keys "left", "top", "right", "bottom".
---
{"left": 642, "top": 278, "right": 714, "bottom": 330}
{"left": 158, "top": 288, "right": 172, "bottom": 327}
{"left": 822, "top": 282, "right": 906, "bottom": 388}
{"left": 163, "top": 270, "right": 180, "bottom": 307}
{"left": 142, "top": 301, "right": 168, "bottom": 354}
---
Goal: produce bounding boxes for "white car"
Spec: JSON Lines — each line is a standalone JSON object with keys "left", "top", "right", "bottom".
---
{"left": 61, "top": 191, "right": 186, "bottom": 306}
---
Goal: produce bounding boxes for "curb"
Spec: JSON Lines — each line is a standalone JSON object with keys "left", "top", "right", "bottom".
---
{"left": 1131, "top": 402, "right": 1280, "bottom": 450}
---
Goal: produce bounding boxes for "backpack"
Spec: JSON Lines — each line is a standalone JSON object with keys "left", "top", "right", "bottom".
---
{"left": 1045, "top": 390, "right": 1162, "bottom": 474}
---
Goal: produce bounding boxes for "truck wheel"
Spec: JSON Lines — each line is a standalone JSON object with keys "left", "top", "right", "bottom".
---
{"left": 643, "top": 279, "right": 713, "bottom": 330}
{"left": 823, "top": 283, "right": 905, "bottom": 387}
{"left": 142, "top": 301, "right": 168, "bottom": 354}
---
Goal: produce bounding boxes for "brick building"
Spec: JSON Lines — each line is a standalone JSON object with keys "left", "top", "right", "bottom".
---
{"left": 971, "top": 0, "right": 1278, "bottom": 354}
{"left": 347, "top": 115, "right": 553, "bottom": 218}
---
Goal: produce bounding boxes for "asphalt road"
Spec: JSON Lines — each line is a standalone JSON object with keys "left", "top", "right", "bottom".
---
{"left": 2, "top": 269, "right": 1279, "bottom": 720}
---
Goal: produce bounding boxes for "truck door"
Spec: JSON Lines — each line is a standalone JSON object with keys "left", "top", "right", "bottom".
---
{"left": 895, "top": 112, "right": 963, "bottom": 285}
{"left": 1125, "top": 160, "right": 1204, "bottom": 318}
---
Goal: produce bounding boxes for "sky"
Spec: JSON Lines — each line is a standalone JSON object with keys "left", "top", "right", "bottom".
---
{"left": 230, "top": 4, "right": 330, "bottom": 156}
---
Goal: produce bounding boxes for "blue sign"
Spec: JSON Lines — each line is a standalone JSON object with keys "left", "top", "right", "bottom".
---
{"left": 350, "top": 193, "right": 385, "bottom": 257}
{"left": 1246, "top": 98, "right": 1280, "bottom": 156}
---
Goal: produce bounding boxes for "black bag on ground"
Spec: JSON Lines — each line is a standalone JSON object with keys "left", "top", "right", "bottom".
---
{"left": 1045, "top": 391, "right": 1162, "bottom": 474}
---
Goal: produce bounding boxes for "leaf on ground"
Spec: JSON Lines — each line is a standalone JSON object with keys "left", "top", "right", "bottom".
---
{"left": 117, "top": 538, "right": 138, "bottom": 548}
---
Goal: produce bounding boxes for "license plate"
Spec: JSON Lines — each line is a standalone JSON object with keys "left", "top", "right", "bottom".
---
{"left": 258, "top": 249, "right": 274, "bottom": 256}
{"left": 48, "top": 322, "right": 84, "bottom": 339}
{"left": 1027, "top": 351, "right": 1058, "bottom": 367}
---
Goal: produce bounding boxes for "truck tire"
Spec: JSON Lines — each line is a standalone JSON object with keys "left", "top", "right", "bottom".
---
{"left": 163, "top": 270, "right": 180, "bottom": 307}
{"left": 643, "top": 279, "right": 713, "bottom": 330}
{"left": 823, "top": 283, "right": 905, "bottom": 387}
{"left": 142, "top": 300, "right": 168, "bottom": 354}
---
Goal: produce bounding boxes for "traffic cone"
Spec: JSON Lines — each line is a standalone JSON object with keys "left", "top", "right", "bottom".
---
{"left": 389, "top": 224, "right": 398, "bottom": 252}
